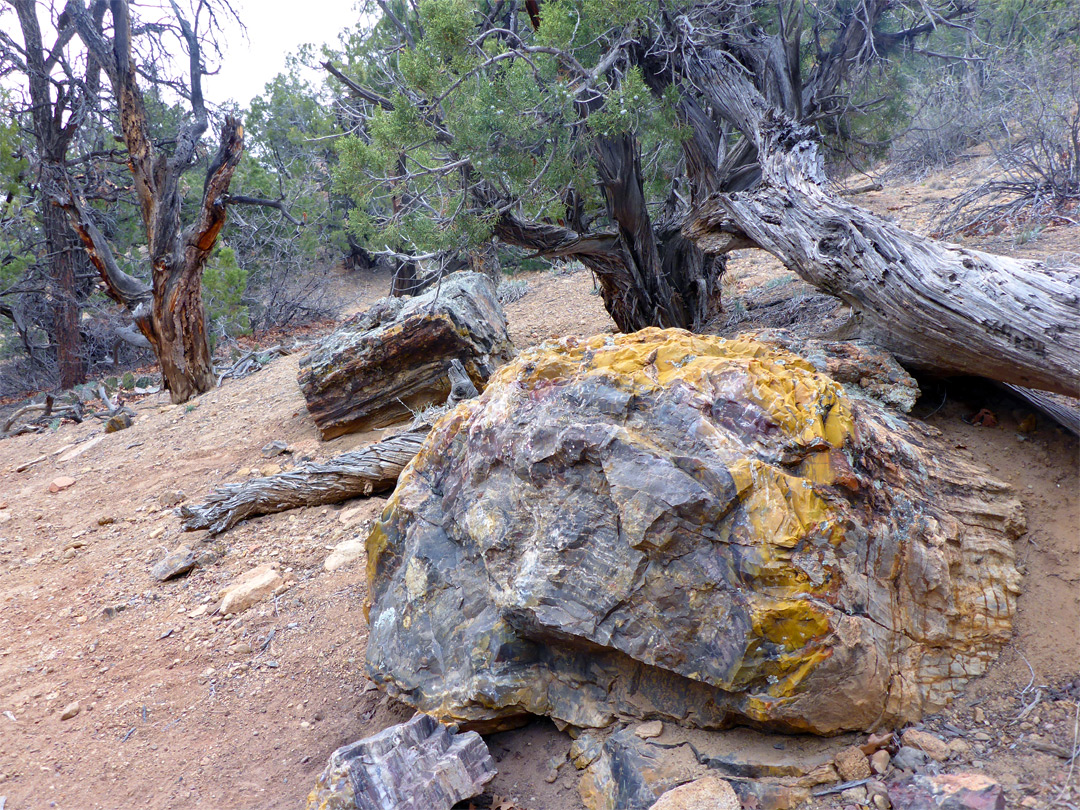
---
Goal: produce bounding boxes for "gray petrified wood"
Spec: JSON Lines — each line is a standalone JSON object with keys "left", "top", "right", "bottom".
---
{"left": 298, "top": 271, "right": 514, "bottom": 439}
{"left": 304, "top": 713, "right": 496, "bottom": 810}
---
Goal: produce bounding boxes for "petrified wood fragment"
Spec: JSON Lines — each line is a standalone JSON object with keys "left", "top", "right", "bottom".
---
{"left": 365, "top": 329, "right": 1023, "bottom": 735}
{"left": 304, "top": 713, "right": 496, "bottom": 810}
{"left": 298, "top": 272, "right": 513, "bottom": 439}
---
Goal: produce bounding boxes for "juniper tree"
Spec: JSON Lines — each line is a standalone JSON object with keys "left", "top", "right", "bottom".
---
{"left": 331, "top": 0, "right": 1078, "bottom": 394}
{"left": 329, "top": 0, "right": 968, "bottom": 331}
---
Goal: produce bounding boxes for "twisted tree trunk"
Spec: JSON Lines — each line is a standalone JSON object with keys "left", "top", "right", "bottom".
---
{"left": 63, "top": 0, "right": 245, "bottom": 403}
{"left": 488, "top": 135, "right": 723, "bottom": 335}
{"left": 180, "top": 429, "right": 429, "bottom": 535}
{"left": 683, "top": 59, "right": 1080, "bottom": 396}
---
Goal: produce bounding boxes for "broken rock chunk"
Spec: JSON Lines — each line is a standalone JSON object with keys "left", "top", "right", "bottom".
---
{"left": 303, "top": 713, "right": 496, "bottom": 810}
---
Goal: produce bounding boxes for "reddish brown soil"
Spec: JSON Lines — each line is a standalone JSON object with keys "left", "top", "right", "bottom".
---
{"left": 0, "top": 162, "right": 1077, "bottom": 809}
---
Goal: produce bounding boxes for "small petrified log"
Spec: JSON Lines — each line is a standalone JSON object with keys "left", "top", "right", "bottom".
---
{"left": 303, "top": 713, "right": 496, "bottom": 810}
{"left": 365, "top": 328, "right": 1023, "bottom": 736}
{"left": 298, "top": 271, "right": 513, "bottom": 439}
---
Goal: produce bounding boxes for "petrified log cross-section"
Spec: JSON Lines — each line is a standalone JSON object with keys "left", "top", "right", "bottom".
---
{"left": 298, "top": 271, "right": 513, "bottom": 439}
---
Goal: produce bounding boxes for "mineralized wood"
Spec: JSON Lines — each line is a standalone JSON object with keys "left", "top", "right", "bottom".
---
{"left": 179, "top": 429, "right": 428, "bottom": 535}
{"left": 365, "top": 329, "right": 1023, "bottom": 736}
{"left": 298, "top": 272, "right": 513, "bottom": 439}
{"left": 303, "top": 713, "right": 496, "bottom": 810}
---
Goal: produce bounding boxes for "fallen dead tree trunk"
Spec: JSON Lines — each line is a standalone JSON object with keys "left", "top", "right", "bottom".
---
{"left": 179, "top": 429, "right": 428, "bottom": 535}
{"left": 684, "top": 59, "right": 1080, "bottom": 397}
{"left": 181, "top": 361, "right": 479, "bottom": 535}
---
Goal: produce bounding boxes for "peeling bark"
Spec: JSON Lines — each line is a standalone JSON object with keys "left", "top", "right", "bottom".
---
{"left": 684, "top": 59, "right": 1080, "bottom": 396}
{"left": 66, "top": 1, "right": 246, "bottom": 403}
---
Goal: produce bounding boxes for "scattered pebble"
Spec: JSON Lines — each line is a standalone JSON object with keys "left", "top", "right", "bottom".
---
{"left": 48, "top": 476, "right": 77, "bottom": 493}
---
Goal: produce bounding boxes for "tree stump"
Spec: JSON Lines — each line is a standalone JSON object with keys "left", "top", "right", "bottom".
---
{"left": 298, "top": 272, "right": 514, "bottom": 439}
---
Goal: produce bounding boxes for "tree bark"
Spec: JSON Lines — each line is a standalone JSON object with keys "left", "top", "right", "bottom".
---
{"left": 66, "top": 2, "right": 246, "bottom": 402}
{"left": 488, "top": 135, "right": 723, "bottom": 335}
{"left": 11, "top": 0, "right": 88, "bottom": 389}
{"left": 683, "top": 58, "right": 1080, "bottom": 397}
{"left": 180, "top": 429, "right": 429, "bottom": 535}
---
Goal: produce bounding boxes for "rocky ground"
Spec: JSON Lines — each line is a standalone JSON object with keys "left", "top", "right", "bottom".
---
{"left": 0, "top": 154, "right": 1077, "bottom": 810}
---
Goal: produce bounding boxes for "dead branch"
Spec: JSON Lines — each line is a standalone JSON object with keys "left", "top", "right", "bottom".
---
{"left": 179, "top": 429, "right": 429, "bottom": 535}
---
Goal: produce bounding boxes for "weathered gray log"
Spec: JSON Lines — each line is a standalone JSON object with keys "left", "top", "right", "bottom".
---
{"left": 683, "top": 57, "right": 1080, "bottom": 397}
{"left": 1001, "top": 384, "right": 1080, "bottom": 435}
{"left": 303, "top": 713, "right": 496, "bottom": 810}
{"left": 179, "top": 429, "right": 428, "bottom": 535}
{"left": 181, "top": 360, "right": 478, "bottom": 535}
{"left": 298, "top": 271, "right": 514, "bottom": 439}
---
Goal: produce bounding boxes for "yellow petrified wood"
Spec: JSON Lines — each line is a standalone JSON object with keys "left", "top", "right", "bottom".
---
{"left": 365, "top": 328, "right": 1023, "bottom": 735}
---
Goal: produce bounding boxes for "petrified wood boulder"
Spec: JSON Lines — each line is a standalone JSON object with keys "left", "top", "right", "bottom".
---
{"left": 298, "top": 272, "right": 513, "bottom": 439}
{"left": 304, "top": 713, "right": 496, "bottom": 810}
{"left": 365, "top": 328, "right": 1023, "bottom": 735}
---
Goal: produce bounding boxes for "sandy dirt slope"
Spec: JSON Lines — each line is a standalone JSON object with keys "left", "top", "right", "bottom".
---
{"left": 0, "top": 159, "right": 1077, "bottom": 809}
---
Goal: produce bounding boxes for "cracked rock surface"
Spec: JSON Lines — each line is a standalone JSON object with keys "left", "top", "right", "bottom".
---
{"left": 365, "top": 328, "right": 1023, "bottom": 735}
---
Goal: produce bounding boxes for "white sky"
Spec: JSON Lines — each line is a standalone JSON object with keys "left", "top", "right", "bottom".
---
{"left": 203, "top": 0, "right": 362, "bottom": 107}
{"left": 0, "top": 0, "right": 363, "bottom": 110}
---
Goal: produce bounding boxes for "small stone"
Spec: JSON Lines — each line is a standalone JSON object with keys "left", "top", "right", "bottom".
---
{"left": 62, "top": 547, "right": 77, "bottom": 560}
{"left": 158, "top": 490, "right": 186, "bottom": 508}
{"left": 97, "top": 515, "right": 116, "bottom": 526}
{"left": 259, "top": 463, "right": 281, "bottom": 477}
{"left": 888, "top": 772, "right": 1005, "bottom": 810}
{"left": 948, "top": 738, "right": 972, "bottom": 757}
{"left": 218, "top": 565, "right": 284, "bottom": 614}
{"left": 304, "top": 714, "right": 495, "bottom": 810}
{"left": 188, "top": 605, "right": 208, "bottom": 619}
{"left": 901, "top": 728, "right": 950, "bottom": 761}
{"left": 867, "top": 781, "right": 891, "bottom": 810}
{"left": 338, "top": 505, "right": 367, "bottom": 528}
{"left": 634, "top": 720, "right": 663, "bottom": 739}
{"left": 972, "top": 731, "right": 992, "bottom": 742}
{"left": 48, "top": 476, "right": 77, "bottom": 493}
{"left": 261, "top": 440, "right": 289, "bottom": 457}
{"left": 1020, "top": 798, "right": 1039, "bottom": 808}
{"left": 729, "top": 782, "right": 810, "bottom": 810}
{"left": 60, "top": 701, "right": 80, "bottom": 720}
{"left": 229, "top": 641, "right": 252, "bottom": 655}
{"left": 871, "top": 749, "right": 891, "bottom": 774}
{"left": 891, "top": 746, "right": 930, "bottom": 771}
{"left": 861, "top": 732, "right": 895, "bottom": 755}
{"left": 974, "top": 707, "right": 986, "bottom": 724}
{"left": 324, "top": 537, "right": 365, "bottom": 572}
{"left": 152, "top": 546, "right": 197, "bottom": 581}
{"left": 835, "top": 746, "right": 873, "bottom": 781}
{"left": 544, "top": 768, "right": 559, "bottom": 783}
{"left": 649, "top": 775, "right": 740, "bottom": 810}
{"left": 105, "top": 412, "right": 133, "bottom": 433}
{"left": 840, "top": 786, "right": 867, "bottom": 804}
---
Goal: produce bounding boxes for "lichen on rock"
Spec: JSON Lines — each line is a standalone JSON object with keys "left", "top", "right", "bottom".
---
{"left": 364, "top": 328, "right": 1023, "bottom": 735}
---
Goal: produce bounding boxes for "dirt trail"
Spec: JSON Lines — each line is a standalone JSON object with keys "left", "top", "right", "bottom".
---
{"left": 0, "top": 161, "right": 1077, "bottom": 809}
